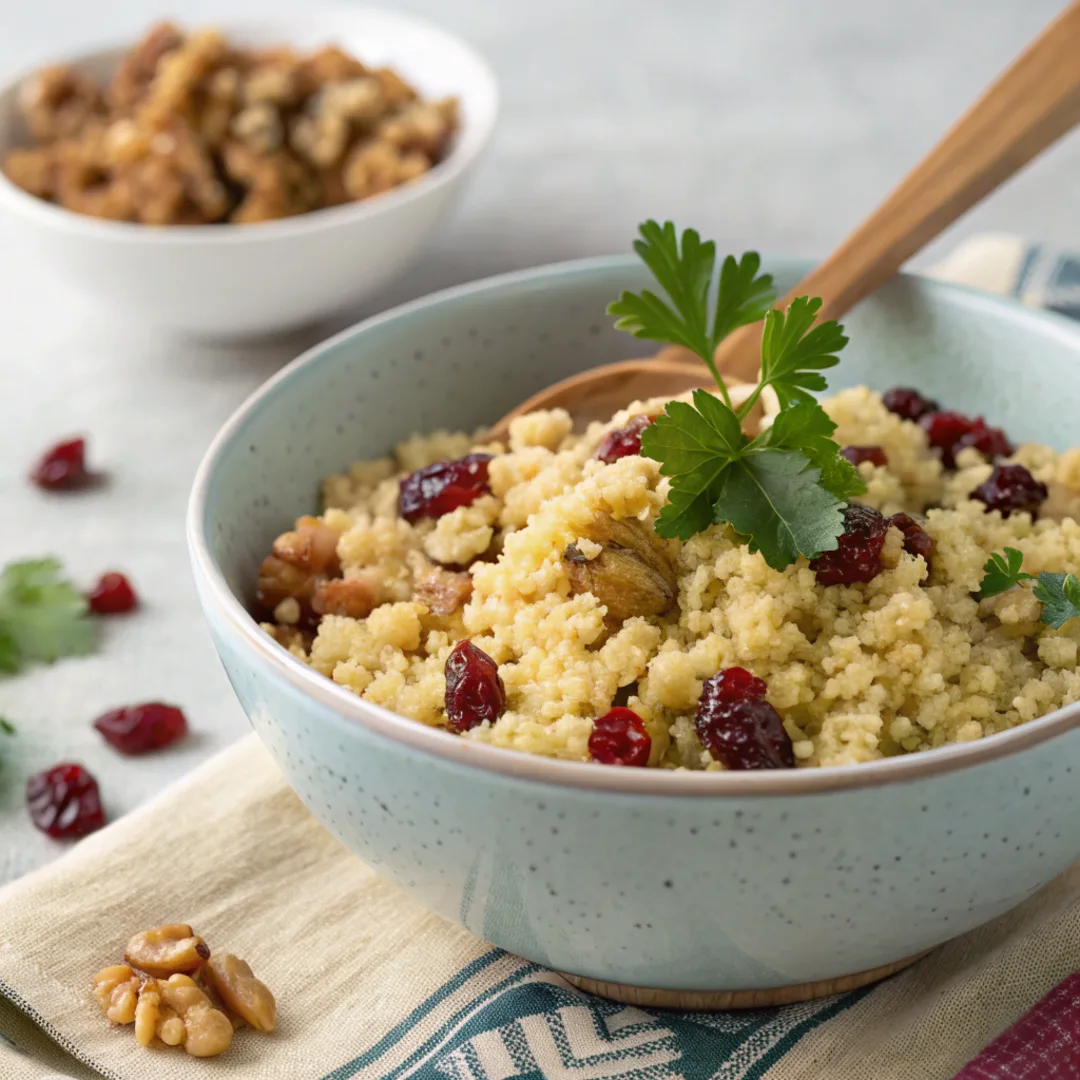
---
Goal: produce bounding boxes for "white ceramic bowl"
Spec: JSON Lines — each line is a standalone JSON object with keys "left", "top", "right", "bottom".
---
{"left": 0, "top": 8, "right": 498, "bottom": 339}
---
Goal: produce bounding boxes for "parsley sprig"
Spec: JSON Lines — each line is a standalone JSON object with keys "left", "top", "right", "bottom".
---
{"left": 608, "top": 221, "right": 864, "bottom": 569}
{"left": 976, "top": 547, "right": 1080, "bottom": 629}
{"left": 0, "top": 558, "right": 96, "bottom": 675}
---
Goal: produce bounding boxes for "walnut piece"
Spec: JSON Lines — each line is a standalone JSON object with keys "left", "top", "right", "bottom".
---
{"left": 312, "top": 576, "right": 378, "bottom": 618}
{"left": 564, "top": 514, "right": 677, "bottom": 625}
{"left": 159, "top": 974, "right": 234, "bottom": 1056}
{"left": 18, "top": 65, "right": 104, "bottom": 143}
{"left": 414, "top": 562, "right": 472, "bottom": 618}
{"left": 124, "top": 924, "right": 210, "bottom": 978}
{"left": 202, "top": 954, "right": 276, "bottom": 1033}
{"left": 93, "top": 964, "right": 142, "bottom": 1024}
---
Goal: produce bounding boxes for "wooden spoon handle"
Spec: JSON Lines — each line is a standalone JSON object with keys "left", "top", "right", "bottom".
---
{"left": 715, "top": 0, "right": 1080, "bottom": 383}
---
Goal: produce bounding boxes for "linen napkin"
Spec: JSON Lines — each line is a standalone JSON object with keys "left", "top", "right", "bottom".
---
{"left": 4, "top": 234, "right": 1080, "bottom": 1080}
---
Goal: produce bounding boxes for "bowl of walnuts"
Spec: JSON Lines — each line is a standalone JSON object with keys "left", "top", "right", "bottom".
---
{"left": 0, "top": 8, "right": 498, "bottom": 339}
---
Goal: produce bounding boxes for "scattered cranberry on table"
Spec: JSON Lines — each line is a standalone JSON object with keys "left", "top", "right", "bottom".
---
{"left": 594, "top": 415, "right": 656, "bottom": 464}
{"left": 93, "top": 703, "right": 188, "bottom": 755}
{"left": 30, "top": 436, "right": 90, "bottom": 490}
{"left": 695, "top": 667, "right": 794, "bottom": 770}
{"left": 444, "top": 640, "right": 505, "bottom": 732}
{"left": 971, "top": 464, "right": 1049, "bottom": 518}
{"left": 882, "top": 387, "right": 938, "bottom": 422}
{"left": 588, "top": 707, "right": 651, "bottom": 766}
{"left": 398, "top": 454, "right": 493, "bottom": 523}
{"left": 88, "top": 572, "right": 138, "bottom": 615}
{"left": 810, "top": 504, "right": 890, "bottom": 586}
{"left": 26, "top": 763, "right": 105, "bottom": 839}
{"left": 888, "top": 512, "right": 934, "bottom": 576}
{"left": 839, "top": 445, "right": 888, "bottom": 468}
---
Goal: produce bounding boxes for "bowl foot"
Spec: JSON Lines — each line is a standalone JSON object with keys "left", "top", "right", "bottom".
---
{"left": 558, "top": 949, "right": 932, "bottom": 1010}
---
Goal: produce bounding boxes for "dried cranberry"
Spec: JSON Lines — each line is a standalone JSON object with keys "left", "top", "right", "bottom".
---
{"left": 970, "top": 464, "right": 1048, "bottom": 518}
{"left": 696, "top": 669, "right": 794, "bottom": 770}
{"left": 93, "top": 703, "right": 188, "bottom": 754}
{"left": 888, "top": 512, "right": 934, "bottom": 576}
{"left": 88, "top": 572, "right": 138, "bottom": 615}
{"left": 399, "top": 454, "right": 493, "bottom": 523}
{"left": 589, "top": 707, "right": 651, "bottom": 766}
{"left": 595, "top": 415, "right": 656, "bottom": 464}
{"left": 444, "top": 640, "right": 505, "bottom": 732}
{"left": 883, "top": 387, "right": 938, "bottom": 422}
{"left": 920, "top": 411, "right": 975, "bottom": 468}
{"left": 810, "top": 504, "right": 890, "bottom": 586}
{"left": 956, "top": 418, "right": 1012, "bottom": 461}
{"left": 26, "top": 763, "right": 105, "bottom": 839}
{"left": 840, "top": 445, "right": 888, "bottom": 468}
{"left": 30, "top": 437, "right": 89, "bottom": 490}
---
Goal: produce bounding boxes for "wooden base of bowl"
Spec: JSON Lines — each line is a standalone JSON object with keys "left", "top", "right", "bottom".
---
{"left": 558, "top": 949, "right": 932, "bottom": 1010}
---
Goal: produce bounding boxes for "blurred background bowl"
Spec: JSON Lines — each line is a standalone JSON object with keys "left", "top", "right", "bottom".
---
{"left": 0, "top": 6, "right": 498, "bottom": 341}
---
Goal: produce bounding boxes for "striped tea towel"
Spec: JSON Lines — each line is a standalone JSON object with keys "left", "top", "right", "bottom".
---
{"left": 3, "top": 234, "right": 1080, "bottom": 1080}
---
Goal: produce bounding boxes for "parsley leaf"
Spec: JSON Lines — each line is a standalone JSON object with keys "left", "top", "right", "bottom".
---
{"left": 0, "top": 717, "right": 13, "bottom": 735}
{"left": 609, "top": 222, "right": 775, "bottom": 403}
{"left": 1033, "top": 572, "right": 1080, "bottom": 630}
{"left": 715, "top": 450, "right": 847, "bottom": 570}
{"left": 976, "top": 548, "right": 1033, "bottom": 600}
{"left": 0, "top": 558, "right": 96, "bottom": 675}
{"left": 611, "top": 220, "right": 858, "bottom": 568}
{"left": 752, "top": 401, "right": 866, "bottom": 502}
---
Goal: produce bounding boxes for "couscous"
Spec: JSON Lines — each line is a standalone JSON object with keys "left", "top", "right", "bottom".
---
{"left": 253, "top": 382, "right": 1080, "bottom": 769}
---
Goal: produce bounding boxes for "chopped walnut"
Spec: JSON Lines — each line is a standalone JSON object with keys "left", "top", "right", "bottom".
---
{"left": 413, "top": 561, "right": 472, "bottom": 618}
{"left": 272, "top": 515, "right": 341, "bottom": 573}
{"left": 564, "top": 514, "right": 677, "bottom": 626}
{"left": 3, "top": 24, "right": 457, "bottom": 224}
{"left": 124, "top": 924, "right": 210, "bottom": 978}
{"left": 231, "top": 103, "right": 285, "bottom": 154}
{"left": 202, "top": 954, "right": 276, "bottom": 1033}
{"left": 312, "top": 576, "right": 378, "bottom": 618}
{"left": 158, "top": 974, "right": 234, "bottom": 1057}
{"left": 256, "top": 554, "right": 318, "bottom": 610}
{"left": 106, "top": 22, "right": 184, "bottom": 112}
{"left": 18, "top": 65, "right": 104, "bottom": 143}
{"left": 93, "top": 964, "right": 142, "bottom": 1024}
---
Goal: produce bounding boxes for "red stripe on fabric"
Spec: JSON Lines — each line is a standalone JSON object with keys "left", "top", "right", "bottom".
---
{"left": 954, "top": 971, "right": 1080, "bottom": 1079}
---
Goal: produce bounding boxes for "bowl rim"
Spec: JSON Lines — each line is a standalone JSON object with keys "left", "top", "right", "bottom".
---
{"left": 188, "top": 252, "right": 1080, "bottom": 797}
{"left": 0, "top": 4, "right": 499, "bottom": 243}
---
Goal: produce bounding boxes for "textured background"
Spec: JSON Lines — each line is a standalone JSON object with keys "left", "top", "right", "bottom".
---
{"left": 0, "top": 0, "right": 1075, "bottom": 883}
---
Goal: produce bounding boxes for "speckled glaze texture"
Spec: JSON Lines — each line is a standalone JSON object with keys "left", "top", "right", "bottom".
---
{"left": 190, "top": 257, "right": 1080, "bottom": 991}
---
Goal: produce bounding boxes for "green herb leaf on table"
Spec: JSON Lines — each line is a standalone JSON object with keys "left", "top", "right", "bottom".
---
{"left": 976, "top": 547, "right": 1033, "bottom": 600}
{"left": 0, "top": 717, "right": 13, "bottom": 735}
{"left": 1033, "top": 572, "right": 1080, "bottom": 630}
{"left": 613, "top": 221, "right": 862, "bottom": 569}
{"left": 0, "top": 558, "right": 96, "bottom": 675}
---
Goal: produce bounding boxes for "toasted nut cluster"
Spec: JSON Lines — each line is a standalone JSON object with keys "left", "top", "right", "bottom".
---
{"left": 93, "top": 924, "right": 275, "bottom": 1059}
{"left": 2, "top": 21, "right": 459, "bottom": 224}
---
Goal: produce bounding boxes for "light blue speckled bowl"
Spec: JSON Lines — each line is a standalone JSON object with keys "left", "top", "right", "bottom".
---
{"left": 188, "top": 256, "right": 1080, "bottom": 1004}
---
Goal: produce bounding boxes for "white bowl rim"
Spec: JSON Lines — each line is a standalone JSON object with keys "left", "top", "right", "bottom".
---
{"left": 188, "top": 252, "right": 1080, "bottom": 797}
{"left": 0, "top": 5, "right": 499, "bottom": 243}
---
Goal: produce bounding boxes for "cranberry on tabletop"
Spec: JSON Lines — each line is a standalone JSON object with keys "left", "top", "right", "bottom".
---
{"left": 93, "top": 703, "right": 188, "bottom": 755}
{"left": 30, "top": 437, "right": 91, "bottom": 490}
{"left": 398, "top": 454, "right": 493, "bottom": 522}
{"left": 588, "top": 707, "right": 651, "bottom": 766}
{"left": 88, "top": 572, "right": 138, "bottom": 615}
{"left": 26, "top": 763, "right": 105, "bottom": 839}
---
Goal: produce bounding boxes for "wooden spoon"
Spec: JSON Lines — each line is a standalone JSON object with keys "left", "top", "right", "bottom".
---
{"left": 488, "top": 0, "right": 1080, "bottom": 441}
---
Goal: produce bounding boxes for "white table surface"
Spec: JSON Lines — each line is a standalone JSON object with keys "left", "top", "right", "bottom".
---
{"left": 1, "top": 0, "right": 1077, "bottom": 885}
